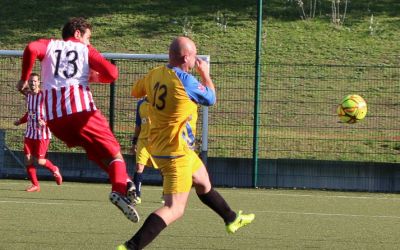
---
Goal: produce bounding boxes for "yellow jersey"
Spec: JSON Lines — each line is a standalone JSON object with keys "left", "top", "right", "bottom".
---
{"left": 131, "top": 65, "right": 215, "bottom": 158}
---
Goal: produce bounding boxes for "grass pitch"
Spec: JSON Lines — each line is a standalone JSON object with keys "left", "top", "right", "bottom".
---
{"left": 1, "top": 179, "right": 400, "bottom": 249}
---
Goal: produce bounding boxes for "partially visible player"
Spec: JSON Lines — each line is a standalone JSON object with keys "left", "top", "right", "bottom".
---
{"left": 14, "top": 73, "right": 62, "bottom": 192}
{"left": 130, "top": 97, "right": 157, "bottom": 204}
{"left": 16, "top": 17, "right": 138, "bottom": 222}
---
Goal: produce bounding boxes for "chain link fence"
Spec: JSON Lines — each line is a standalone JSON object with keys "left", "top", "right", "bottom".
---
{"left": 1, "top": 54, "right": 399, "bottom": 164}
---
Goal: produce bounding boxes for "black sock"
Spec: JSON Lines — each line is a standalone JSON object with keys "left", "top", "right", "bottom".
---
{"left": 126, "top": 213, "right": 167, "bottom": 250}
{"left": 133, "top": 172, "right": 143, "bottom": 197}
{"left": 198, "top": 188, "right": 237, "bottom": 224}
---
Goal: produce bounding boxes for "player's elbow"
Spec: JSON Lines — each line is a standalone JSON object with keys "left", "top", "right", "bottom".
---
{"left": 131, "top": 91, "right": 141, "bottom": 98}
{"left": 107, "top": 67, "right": 119, "bottom": 82}
{"left": 205, "top": 94, "right": 216, "bottom": 106}
{"left": 210, "top": 95, "right": 216, "bottom": 105}
{"left": 99, "top": 67, "right": 118, "bottom": 83}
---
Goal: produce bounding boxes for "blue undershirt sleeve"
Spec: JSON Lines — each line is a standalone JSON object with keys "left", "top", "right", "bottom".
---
{"left": 176, "top": 70, "right": 216, "bottom": 106}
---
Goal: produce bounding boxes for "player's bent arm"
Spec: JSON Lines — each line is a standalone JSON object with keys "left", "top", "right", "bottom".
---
{"left": 183, "top": 74, "right": 216, "bottom": 106}
{"left": 195, "top": 58, "right": 216, "bottom": 93}
{"left": 131, "top": 126, "right": 140, "bottom": 155}
{"left": 20, "top": 39, "right": 49, "bottom": 81}
{"left": 16, "top": 80, "right": 28, "bottom": 94}
{"left": 15, "top": 112, "right": 28, "bottom": 126}
{"left": 134, "top": 126, "right": 141, "bottom": 140}
{"left": 88, "top": 46, "right": 118, "bottom": 83}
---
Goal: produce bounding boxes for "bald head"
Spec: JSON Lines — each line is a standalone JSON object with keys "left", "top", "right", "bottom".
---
{"left": 169, "top": 36, "right": 197, "bottom": 70}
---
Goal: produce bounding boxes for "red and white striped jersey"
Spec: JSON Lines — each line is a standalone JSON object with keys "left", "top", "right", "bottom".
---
{"left": 20, "top": 38, "right": 118, "bottom": 121}
{"left": 18, "top": 91, "right": 52, "bottom": 140}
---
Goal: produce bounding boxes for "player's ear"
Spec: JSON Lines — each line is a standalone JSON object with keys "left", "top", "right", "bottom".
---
{"left": 74, "top": 30, "right": 81, "bottom": 39}
{"left": 182, "top": 55, "right": 189, "bottom": 64}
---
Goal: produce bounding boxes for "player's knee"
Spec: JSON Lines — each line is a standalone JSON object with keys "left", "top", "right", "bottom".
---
{"left": 193, "top": 175, "right": 212, "bottom": 194}
{"left": 37, "top": 158, "right": 46, "bottom": 166}
{"left": 103, "top": 154, "right": 125, "bottom": 167}
{"left": 165, "top": 200, "right": 187, "bottom": 219}
{"left": 136, "top": 164, "right": 145, "bottom": 172}
{"left": 114, "top": 152, "right": 124, "bottom": 160}
{"left": 194, "top": 183, "right": 212, "bottom": 195}
{"left": 172, "top": 205, "right": 186, "bottom": 219}
{"left": 24, "top": 155, "right": 30, "bottom": 161}
{"left": 25, "top": 159, "right": 34, "bottom": 166}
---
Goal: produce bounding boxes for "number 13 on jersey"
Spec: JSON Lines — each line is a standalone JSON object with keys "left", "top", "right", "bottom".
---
{"left": 153, "top": 82, "right": 167, "bottom": 110}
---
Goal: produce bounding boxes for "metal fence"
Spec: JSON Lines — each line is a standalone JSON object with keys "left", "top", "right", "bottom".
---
{"left": 1, "top": 52, "right": 399, "bottom": 165}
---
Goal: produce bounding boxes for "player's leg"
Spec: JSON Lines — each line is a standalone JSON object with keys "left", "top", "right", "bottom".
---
{"left": 25, "top": 154, "right": 40, "bottom": 192}
{"left": 50, "top": 111, "right": 129, "bottom": 195}
{"left": 122, "top": 192, "right": 189, "bottom": 249}
{"left": 160, "top": 174, "right": 165, "bottom": 204}
{"left": 133, "top": 141, "right": 152, "bottom": 204}
{"left": 118, "top": 156, "right": 192, "bottom": 249}
{"left": 94, "top": 128, "right": 138, "bottom": 223}
{"left": 133, "top": 163, "right": 145, "bottom": 204}
{"left": 84, "top": 111, "right": 129, "bottom": 195}
{"left": 93, "top": 152, "right": 139, "bottom": 223}
{"left": 101, "top": 153, "right": 128, "bottom": 195}
{"left": 146, "top": 152, "right": 164, "bottom": 203}
{"left": 23, "top": 138, "right": 40, "bottom": 192}
{"left": 35, "top": 139, "right": 62, "bottom": 185}
{"left": 102, "top": 153, "right": 139, "bottom": 223}
{"left": 47, "top": 111, "right": 138, "bottom": 222}
{"left": 37, "top": 158, "right": 63, "bottom": 185}
{"left": 191, "top": 151, "right": 255, "bottom": 233}
{"left": 192, "top": 160, "right": 236, "bottom": 225}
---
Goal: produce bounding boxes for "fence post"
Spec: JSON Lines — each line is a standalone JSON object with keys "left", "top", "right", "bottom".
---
{"left": 200, "top": 106, "right": 208, "bottom": 166}
{"left": 109, "top": 59, "right": 116, "bottom": 132}
{"left": 0, "top": 130, "right": 4, "bottom": 178}
{"left": 253, "top": 0, "right": 263, "bottom": 188}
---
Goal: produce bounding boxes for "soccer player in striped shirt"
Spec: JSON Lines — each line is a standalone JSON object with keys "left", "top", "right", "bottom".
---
{"left": 16, "top": 17, "right": 138, "bottom": 222}
{"left": 14, "top": 73, "right": 62, "bottom": 192}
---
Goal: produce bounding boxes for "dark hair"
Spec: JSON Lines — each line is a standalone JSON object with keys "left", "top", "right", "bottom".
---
{"left": 62, "top": 17, "right": 92, "bottom": 39}
{"left": 29, "top": 72, "right": 40, "bottom": 79}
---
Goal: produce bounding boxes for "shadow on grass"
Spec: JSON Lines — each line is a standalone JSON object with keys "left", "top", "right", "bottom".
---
{"left": 1, "top": 0, "right": 398, "bottom": 46}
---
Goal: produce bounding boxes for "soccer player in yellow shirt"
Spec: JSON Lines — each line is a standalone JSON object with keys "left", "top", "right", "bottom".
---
{"left": 130, "top": 97, "right": 158, "bottom": 204}
{"left": 119, "top": 36, "right": 255, "bottom": 249}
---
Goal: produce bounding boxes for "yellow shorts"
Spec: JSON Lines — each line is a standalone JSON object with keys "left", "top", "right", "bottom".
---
{"left": 136, "top": 139, "right": 157, "bottom": 169}
{"left": 154, "top": 150, "right": 203, "bottom": 194}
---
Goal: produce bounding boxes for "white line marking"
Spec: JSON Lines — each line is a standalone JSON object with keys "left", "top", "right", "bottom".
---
{"left": 254, "top": 210, "right": 400, "bottom": 219}
{"left": 2, "top": 181, "right": 400, "bottom": 201}
{"left": 1, "top": 199, "right": 399, "bottom": 219}
{"left": 0, "top": 200, "right": 96, "bottom": 206}
{"left": 216, "top": 190, "right": 400, "bottom": 201}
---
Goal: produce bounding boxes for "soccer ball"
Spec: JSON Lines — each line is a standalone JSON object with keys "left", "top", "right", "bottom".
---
{"left": 337, "top": 94, "right": 367, "bottom": 123}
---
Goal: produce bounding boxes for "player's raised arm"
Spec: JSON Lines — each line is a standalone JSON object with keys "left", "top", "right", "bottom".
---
{"left": 182, "top": 74, "right": 216, "bottom": 106}
{"left": 195, "top": 57, "right": 215, "bottom": 93}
